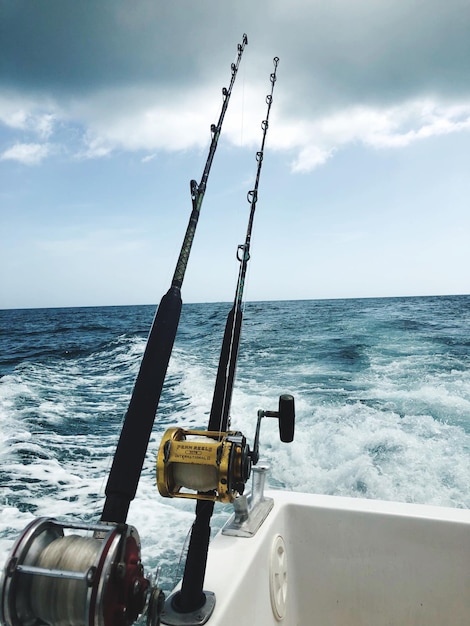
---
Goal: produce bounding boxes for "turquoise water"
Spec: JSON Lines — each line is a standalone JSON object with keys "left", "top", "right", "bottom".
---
{"left": 1, "top": 295, "right": 470, "bottom": 590}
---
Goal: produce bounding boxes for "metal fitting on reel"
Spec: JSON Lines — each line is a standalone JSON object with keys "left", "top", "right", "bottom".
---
{"left": 156, "top": 428, "right": 252, "bottom": 503}
{"left": 1, "top": 518, "right": 151, "bottom": 626}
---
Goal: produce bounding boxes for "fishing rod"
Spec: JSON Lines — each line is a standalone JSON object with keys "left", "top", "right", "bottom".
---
{"left": 101, "top": 33, "right": 248, "bottom": 525}
{"left": 171, "top": 56, "right": 280, "bottom": 618}
{"left": 2, "top": 40, "right": 289, "bottom": 626}
{"left": 0, "top": 37, "right": 250, "bottom": 626}
{"left": 209, "top": 56, "right": 279, "bottom": 434}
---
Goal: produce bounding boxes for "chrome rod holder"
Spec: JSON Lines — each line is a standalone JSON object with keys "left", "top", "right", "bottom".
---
{"left": 222, "top": 465, "right": 273, "bottom": 537}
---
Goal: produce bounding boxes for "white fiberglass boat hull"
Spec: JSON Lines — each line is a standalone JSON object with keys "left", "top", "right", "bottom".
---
{"left": 192, "top": 490, "right": 470, "bottom": 625}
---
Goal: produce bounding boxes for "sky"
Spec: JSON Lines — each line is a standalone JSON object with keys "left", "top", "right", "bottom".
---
{"left": 1, "top": 0, "right": 470, "bottom": 309}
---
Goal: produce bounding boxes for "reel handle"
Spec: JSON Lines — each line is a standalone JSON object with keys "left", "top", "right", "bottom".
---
{"left": 278, "top": 394, "right": 295, "bottom": 443}
{"left": 252, "top": 394, "right": 295, "bottom": 464}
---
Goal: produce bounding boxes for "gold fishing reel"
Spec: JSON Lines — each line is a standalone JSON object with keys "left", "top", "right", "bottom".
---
{"left": 156, "top": 428, "right": 252, "bottom": 503}
{"left": 156, "top": 396, "right": 295, "bottom": 504}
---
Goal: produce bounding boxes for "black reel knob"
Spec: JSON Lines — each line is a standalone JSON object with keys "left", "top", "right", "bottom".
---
{"left": 278, "top": 394, "right": 295, "bottom": 443}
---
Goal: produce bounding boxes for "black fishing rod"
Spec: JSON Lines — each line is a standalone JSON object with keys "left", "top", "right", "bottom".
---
{"left": 209, "top": 56, "right": 279, "bottom": 434}
{"left": 101, "top": 34, "right": 248, "bottom": 525}
{"left": 174, "top": 56, "right": 280, "bottom": 616}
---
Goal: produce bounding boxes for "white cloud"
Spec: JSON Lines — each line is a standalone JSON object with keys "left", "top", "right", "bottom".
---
{"left": 0, "top": 108, "right": 29, "bottom": 130}
{"left": 291, "top": 146, "right": 333, "bottom": 173}
{"left": 141, "top": 153, "right": 157, "bottom": 163}
{"left": 58, "top": 82, "right": 470, "bottom": 172}
{"left": 364, "top": 102, "right": 470, "bottom": 149}
{"left": 0, "top": 142, "right": 52, "bottom": 165}
{"left": 2, "top": 79, "right": 470, "bottom": 174}
{"left": 73, "top": 85, "right": 221, "bottom": 157}
{"left": 284, "top": 99, "right": 470, "bottom": 172}
{"left": 76, "top": 134, "right": 112, "bottom": 160}
{"left": 0, "top": 95, "right": 57, "bottom": 138}
{"left": 34, "top": 113, "right": 56, "bottom": 139}
{"left": 2, "top": 0, "right": 470, "bottom": 176}
{"left": 0, "top": 94, "right": 58, "bottom": 165}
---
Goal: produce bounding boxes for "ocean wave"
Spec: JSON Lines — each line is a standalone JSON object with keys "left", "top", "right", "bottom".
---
{"left": 1, "top": 296, "right": 470, "bottom": 590}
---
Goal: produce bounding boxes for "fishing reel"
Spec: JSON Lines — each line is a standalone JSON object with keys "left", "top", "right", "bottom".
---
{"left": 157, "top": 429, "right": 251, "bottom": 503}
{"left": 1, "top": 518, "right": 162, "bottom": 626}
{"left": 156, "top": 394, "right": 295, "bottom": 503}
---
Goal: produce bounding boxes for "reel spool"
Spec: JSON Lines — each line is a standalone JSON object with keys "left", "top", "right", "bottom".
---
{"left": 1, "top": 517, "right": 150, "bottom": 626}
{"left": 157, "top": 428, "right": 252, "bottom": 503}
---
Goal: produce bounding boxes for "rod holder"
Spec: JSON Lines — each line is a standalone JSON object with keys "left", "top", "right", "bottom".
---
{"left": 223, "top": 465, "right": 274, "bottom": 538}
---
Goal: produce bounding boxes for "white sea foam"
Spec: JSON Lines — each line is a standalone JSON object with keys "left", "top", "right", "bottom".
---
{"left": 2, "top": 297, "right": 470, "bottom": 592}
{"left": 262, "top": 401, "right": 470, "bottom": 508}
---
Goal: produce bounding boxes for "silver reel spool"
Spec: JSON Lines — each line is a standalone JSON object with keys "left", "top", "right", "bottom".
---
{"left": 1, "top": 517, "right": 150, "bottom": 626}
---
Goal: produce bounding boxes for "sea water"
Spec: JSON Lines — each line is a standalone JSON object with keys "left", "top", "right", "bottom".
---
{"left": 1, "top": 295, "right": 470, "bottom": 591}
